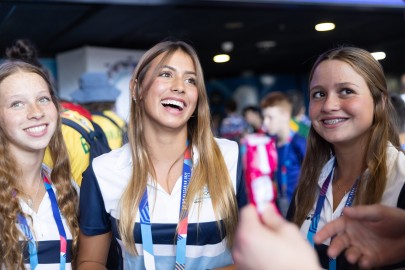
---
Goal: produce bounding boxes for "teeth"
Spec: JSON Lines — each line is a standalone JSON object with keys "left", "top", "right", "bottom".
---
{"left": 323, "top": 119, "right": 345, "bottom": 125}
{"left": 161, "top": 99, "right": 184, "bottom": 109}
{"left": 25, "top": 125, "right": 46, "bottom": 133}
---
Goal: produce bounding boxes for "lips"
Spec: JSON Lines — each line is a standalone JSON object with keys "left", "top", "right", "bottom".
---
{"left": 161, "top": 99, "right": 185, "bottom": 111}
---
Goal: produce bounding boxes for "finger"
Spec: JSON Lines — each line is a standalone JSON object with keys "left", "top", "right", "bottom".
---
{"left": 342, "top": 205, "right": 383, "bottom": 222}
{"left": 314, "top": 216, "right": 346, "bottom": 244}
{"left": 358, "top": 254, "right": 376, "bottom": 270}
{"left": 345, "top": 246, "right": 362, "bottom": 265}
{"left": 326, "top": 232, "right": 351, "bottom": 258}
{"left": 240, "top": 204, "right": 261, "bottom": 226}
{"left": 260, "top": 204, "right": 287, "bottom": 230}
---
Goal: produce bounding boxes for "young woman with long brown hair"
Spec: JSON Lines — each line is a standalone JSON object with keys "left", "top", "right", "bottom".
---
{"left": 287, "top": 46, "right": 405, "bottom": 269}
{"left": 77, "top": 40, "right": 246, "bottom": 270}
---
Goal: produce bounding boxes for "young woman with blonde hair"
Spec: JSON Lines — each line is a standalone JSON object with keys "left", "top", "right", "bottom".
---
{"left": 0, "top": 61, "right": 79, "bottom": 269}
{"left": 287, "top": 46, "right": 405, "bottom": 269}
{"left": 77, "top": 40, "right": 246, "bottom": 270}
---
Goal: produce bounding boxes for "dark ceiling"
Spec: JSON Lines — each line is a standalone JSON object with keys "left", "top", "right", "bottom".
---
{"left": 1, "top": 0, "right": 405, "bottom": 80}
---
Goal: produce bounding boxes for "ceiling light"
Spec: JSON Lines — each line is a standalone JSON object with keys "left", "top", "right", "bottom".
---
{"left": 213, "top": 54, "right": 230, "bottom": 63}
{"left": 315, "top": 22, "right": 335, "bottom": 32}
{"left": 371, "top": 52, "right": 386, "bottom": 60}
{"left": 221, "top": 41, "right": 234, "bottom": 52}
{"left": 256, "top": 40, "right": 276, "bottom": 49}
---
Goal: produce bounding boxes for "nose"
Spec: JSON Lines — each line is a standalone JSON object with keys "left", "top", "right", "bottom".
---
{"left": 171, "top": 77, "right": 185, "bottom": 94}
{"left": 27, "top": 103, "right": 45, "bottom": 119}
{"left": 321, "top": 94, "right": 340, "bottom": 112}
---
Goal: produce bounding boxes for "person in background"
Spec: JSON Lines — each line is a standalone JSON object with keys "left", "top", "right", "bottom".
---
{"left": 219, "top": 98, "right": 248, "bottom": 143}
{"left": 389, "top": 92, "right": 405, "bottom": 150}
{"left": 0, "top": 60, "right": 78, "bottom": 269}
{"left": 260, "top": 91, "right": 306, "bottom": 214}
{"left": 71, "top": 72, "right": 127, "bottom": 150}
{"left": 77, "top": 40, "right": 246, "bottom": 270}
{"left": 287, "top": 46, "right": 405, "bottom": 269}
{"left": 287, "top": 89, "right": 311, "bottom": 138}
{"left": 242, "top": 105, "right": 264, "bottom": 134}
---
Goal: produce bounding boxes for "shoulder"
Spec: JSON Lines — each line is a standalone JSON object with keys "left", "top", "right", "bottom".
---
{"left": 92, "top": 143, "right": 131, "bottom": 170}
{"left": 381, "top": 144, "right": 405, "bottom": 207}
{"left": 88, "top": 144, "right": 132, "bottom": 198}
{"left": 386, "top": 144, "right": 405, "bottom": 181}
{"left": 214, "top": 137, "right": 239, "bottom": 156}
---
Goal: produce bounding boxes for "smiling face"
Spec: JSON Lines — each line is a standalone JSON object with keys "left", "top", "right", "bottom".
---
{"left": 139, "top": 49, "right": 198, "bottom": 134}
{"left": 0, "top": 70, "right": 58, "bottom": 155}
{"left": 309, "top": 59, "right": 374, "bottom": 148}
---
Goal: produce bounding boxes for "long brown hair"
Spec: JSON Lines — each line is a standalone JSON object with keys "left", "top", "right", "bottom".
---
{"left": 293, "top": 47, "right": 400, "bottom": 226}
{"left": 119, "top": 40, "right": 238, "bottom": 254}
{"left": 0, "top": 61, "right": 78, "bottom": 269}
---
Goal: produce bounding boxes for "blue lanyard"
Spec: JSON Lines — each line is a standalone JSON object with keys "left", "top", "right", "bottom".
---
{"left": 280, "top": 132, "right": 294, "bottom": 197}
{"left": 139, "top": 143, "right": 192, "bottom": 270}
{"left": 17, "top": 169, "right": 68, "bottom": 270}
{"left": 306, "top": 163, "right": 360, "bottom": 270}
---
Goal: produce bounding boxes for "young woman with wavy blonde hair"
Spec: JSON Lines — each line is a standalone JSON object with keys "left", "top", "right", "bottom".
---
{"left": 0, "top": 61, "right": 79, "bottom": 269}
{"left": 77, "top": 40, "right": 246, "bottom": 270}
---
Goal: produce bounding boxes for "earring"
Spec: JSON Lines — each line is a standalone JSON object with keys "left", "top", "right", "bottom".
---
{"left": 133, "top": 96, "right": 137, "bottom": 103}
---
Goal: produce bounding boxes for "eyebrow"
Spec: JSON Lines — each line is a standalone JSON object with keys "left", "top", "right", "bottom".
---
{"left": 162, "top": 65, "right": 196, "bottom": 76}
{"left": 310, "top": 82, "right": 359, "bottom": 92}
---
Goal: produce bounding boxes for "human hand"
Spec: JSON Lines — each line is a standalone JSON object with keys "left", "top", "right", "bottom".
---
{"left": 314, "top": 204, "right": 405, "bottom": 269}
{"left": 233, "top": 204, "right": 320, "bottom": 270}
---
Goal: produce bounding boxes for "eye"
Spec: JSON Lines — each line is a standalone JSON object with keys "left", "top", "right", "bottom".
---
{"left": 311, "top": 91, "right": 324, "bottom": 99}
{"left": 341, "top": 88, "right": 354, "bottom": 95}
{"left": 11, "top": 101, "right": 24, "bottom": 108}
{"left": 159, "top": 71, "right": 172, "bottom": 78}
{"left": 39, "top": 96, "right": 51, "bottom": 104}
{"left": 185, "top": 77, "right": 196, "bottom": 85}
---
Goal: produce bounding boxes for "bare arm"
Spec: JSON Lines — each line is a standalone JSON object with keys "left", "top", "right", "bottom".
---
{"left": 76, "top": 232, "right": 112, "bottom": 270}
{"left": 314, "top": 204, "right": 405, "bottom": 269}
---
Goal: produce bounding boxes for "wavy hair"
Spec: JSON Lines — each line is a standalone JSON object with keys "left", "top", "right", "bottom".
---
{"left": 292, "top": 47, "right": 400, "bottom": 226}
{"left": 119, "top": 40, "right": 238, "bottom": 254}
{"left": 0, "top": 61, "right": 78, "bottom": 269}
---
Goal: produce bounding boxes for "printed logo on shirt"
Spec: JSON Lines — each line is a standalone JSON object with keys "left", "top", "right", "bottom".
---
{"left": 194, "top": 185, "right": 211, "bottom": 203}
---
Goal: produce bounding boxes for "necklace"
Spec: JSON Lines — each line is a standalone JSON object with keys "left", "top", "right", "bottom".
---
{"left": 26, "top": 176, "right": 42, "bottom": 208}
{"left": 334, "top": 180, "right": 348, "bottom": 195}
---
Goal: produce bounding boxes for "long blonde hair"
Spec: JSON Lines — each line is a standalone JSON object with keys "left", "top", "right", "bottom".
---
{"left": 292, "top": 47, "right": 400, "bottom": 226}
{"left": 118, "top": 40, "right": 239, "bottom": 254}
{"left": 0, "top": 61, "right": 78, "bottom": 269}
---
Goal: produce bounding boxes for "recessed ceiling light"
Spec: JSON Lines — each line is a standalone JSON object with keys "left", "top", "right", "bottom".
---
{"left": 315, "top": 22, "right": 335, "bottom": 32}
{"left": 256, "top": 40, "right": 276, "bottom": 49}
{"left": 224, "top": 22, "right": 244, "bottom": 29}
{"left": 213, "top": 54, "right": 230, "bottom": 63}
{"left": 371, "top": 51, "right": 386, "bottom": 60}
{"left": 221, "top": 41, "right": 234, "bottom": 52}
